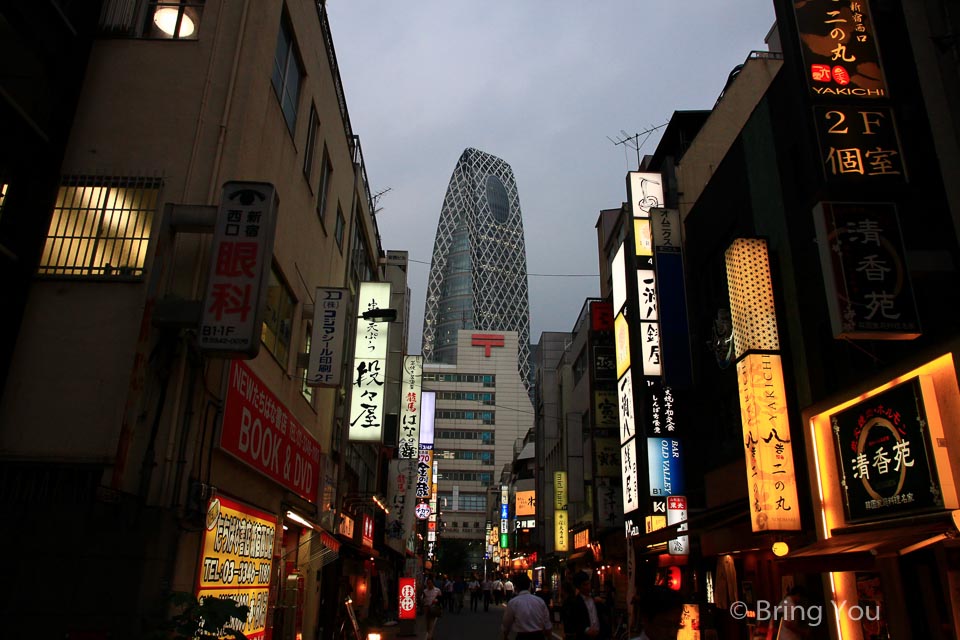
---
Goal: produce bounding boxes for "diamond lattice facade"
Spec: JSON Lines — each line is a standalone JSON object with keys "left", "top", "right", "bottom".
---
{"left": 422, "top": 148, "right": 532, "bottom": 391}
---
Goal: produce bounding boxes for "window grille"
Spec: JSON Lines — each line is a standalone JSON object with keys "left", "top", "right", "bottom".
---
{"left": 39, "top": 176, "right": 159, "bottom": 278}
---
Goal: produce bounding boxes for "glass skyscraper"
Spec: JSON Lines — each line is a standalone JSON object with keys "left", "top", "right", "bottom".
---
{"left": 422, "top": 148, "right": 532, "bottom": 391}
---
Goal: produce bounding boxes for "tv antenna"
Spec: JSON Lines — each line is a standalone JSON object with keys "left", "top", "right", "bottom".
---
{"left": 371, "top": 187, "right": 392, "bottom": 216}
{"left": 607, "top": 123, "right": 669, "bottom": 170}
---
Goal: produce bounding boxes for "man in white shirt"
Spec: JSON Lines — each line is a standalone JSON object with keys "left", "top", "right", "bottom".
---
{"left": 500, "top": 573, "right": 552, "bottom": 640}
{"left": 469, "top": 576, "right": 482, "bottom": 612}
{"left": 503, "top": 576, "right": 516, "bottom": 602}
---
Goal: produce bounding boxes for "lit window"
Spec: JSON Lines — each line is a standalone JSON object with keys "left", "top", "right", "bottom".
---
{"left": 38, "top": 177, "right": 159, "bottom": 277}
{"left": 146, "top": 1, "right": 203, "bottom": 40}
{"left": 261, "top": 266, "right": 296, "bottom": 365}
{"left": 271, "top": 14, "right": 303, "bottom": 133}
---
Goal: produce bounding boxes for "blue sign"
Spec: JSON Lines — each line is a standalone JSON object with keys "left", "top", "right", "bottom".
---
{"left": 500, "top": 504, "right": 509, "bottom": 520}
{"left": 647, "top": 438, "right": 684, "bottom": 497}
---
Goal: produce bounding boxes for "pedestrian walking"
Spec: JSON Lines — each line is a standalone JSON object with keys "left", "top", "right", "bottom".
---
{"left": 503, "top": 576, "right": 516, "bottom": 602}
{"left": 469, "top": 575, "right": 482, "bottom": 612}
{"left": 631, "top": 586, "right": 684, "bottom": 640}
{"left": 500, "top": 573, "right": 552, "bottom": 640}
{"left": 443, "top": 575, "right": 455, "bottom": 612}
{"left": 422, "top": 578, "right": 443, "bottom": 640}
{"left": 482, "top": 576, "right": 494, "bottom": 612}
{"left": 454, "top": 575, "right": 467, "bottom": 613}
{"left": 562, "top": 571, "right": 602, "bottom": 640}
{"left": 493, "top": 576, "right": 504, "bottom": 605}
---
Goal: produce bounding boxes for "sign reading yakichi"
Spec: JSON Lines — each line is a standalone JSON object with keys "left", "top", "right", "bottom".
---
{"left": 832, "top": 377, "right": 945, "bottom": 522}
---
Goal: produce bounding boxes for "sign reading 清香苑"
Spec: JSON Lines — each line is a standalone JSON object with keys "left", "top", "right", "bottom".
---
{"left": 831, "top": 377, "right": 944, "bottom": 522}
{"left": 221, "top": 360, "right": 321, "bottom": 504}
{"left": 793, "top": 0, "right": 887, "bottom": 99}
{"left": 398, "top": 356, "right": 423, "bottom": 458}
{"left": 198, "top": 495, "right": 276, "bottom": 639}
{"left": 307, "top": 287, "right": 349, "bottom": 387}
{"left": 199, "top": 182, "right": 278, "bottom": 358}
{"left": 349, "top": 282, "right": 391, "bottom": 442}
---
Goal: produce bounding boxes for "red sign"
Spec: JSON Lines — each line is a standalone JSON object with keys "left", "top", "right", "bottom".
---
{"left": 362, "top": 514, "right": 374, "bottom": 548}
{"left": 221, "top": 360, "right": 321, "bottom": 504}
{"left": 398, "top": 578, "right": 417, "bottom": 620}
{"left": 591, "top": 301, "right": 614, "bottom": 332}
{"left": 471, "top": 333, "right": 504, "bottom": 357}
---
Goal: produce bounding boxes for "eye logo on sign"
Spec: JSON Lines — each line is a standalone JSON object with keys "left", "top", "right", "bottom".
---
{"left": 472, "top": 333, "right": 505, "bottom": 357}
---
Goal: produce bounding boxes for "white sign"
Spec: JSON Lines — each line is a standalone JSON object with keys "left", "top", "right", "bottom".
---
{"left": 620, "top": 438, "right": 640, "bottom": 513}
{"left": 617, "top": 373, "right": 636, "bottom": 446}
{"left": 612, "top": 244, "right": 627, "bottom": 315}
{"left": 627, "top": 172, "right": 664, "bottom": 219}
{"left": 307, "top": 287, "right": 348, "bottom": 386}
{"left": 415, "top": 502, "right": 432, "bottom": 520}
{"left": 348, "top": 282, "right": 391, "bottom": 442}
{"left": 199, "top": 181, "right": 278, "bottom": 357}
{"left": 667, "top": 496, "right": 689, "bottom": 556}
{"left": 398, "top": 356, "right": 423, "bottom": 458}
{"left": 419, "top": 391, "right": 436, "bottom": 446}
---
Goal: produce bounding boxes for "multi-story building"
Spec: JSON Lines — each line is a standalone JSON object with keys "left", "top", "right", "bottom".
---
{"left": 424, "top": 329, "right": 532, "bottom": 571}
{"left": 0, "top": 2, "right": 397, "bottom": 638}
{"left": 422, "top": 148, "right": 533, "bottom": 393}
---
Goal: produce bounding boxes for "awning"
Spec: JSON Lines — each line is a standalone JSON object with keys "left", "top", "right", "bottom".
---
{"left": 778, "top": 521, "right": 956, "bottom": 573}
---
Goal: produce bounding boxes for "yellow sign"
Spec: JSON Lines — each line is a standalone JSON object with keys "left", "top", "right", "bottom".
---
{"left": 554, "top": 471, "right": 567, "bottom": 510}
{"left": 634, "top": 219, "right": 652, "bottom": 256}
{"left": 737, "top": 354, "right": 802, "bottom": 532}
{"left": 614, "top": 313, "right": 631, "bottom": 379}
{"left": 515, "top": 490, "right": 536, "bottom": 516}
{"left": 555, "top": 510, "right": 569, "bottom": 552}
{"left": 199, "top": 496, "right": 276, "bottom": 639}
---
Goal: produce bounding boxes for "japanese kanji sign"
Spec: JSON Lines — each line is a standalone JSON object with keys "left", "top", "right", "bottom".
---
{"left": 813, "top": 201, "right": 920, "bottom": 339}
{"left": 307, "top": 287, "right": 348, "bottom": 387}
{"left": 348, "top": 282, "right": 391, "bottom": 442}
{"left": 515, "top": 490, "right": 536, "bottom": 516}
{"left": 831, "top": 377, "right": 945, "bottom": 522}
{"left": 398, "top": 356, "right": 423, "bottom": 459}
{"left": 794, "top": 0, "right": 888, "bottom": 99}
{"left": 813, "top": 105, "right": 906, "bottom": 184}
{"left": 199, "top": 182, "right": 278, "bottom": 357}
{"left": 666, "top": 496, "right": 689, "bottom": 556}
{"left": 737, "top": 354, "right": 802, "bottom": 532}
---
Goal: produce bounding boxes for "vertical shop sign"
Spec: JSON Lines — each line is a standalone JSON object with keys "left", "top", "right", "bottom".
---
{"left": 398, "top": 356, "right": 423, "bottom": 458}
{"left": 651, "top": 208, "right": 693, "bottom": 387}
{"left": 307, "top": 287, "right": 349, "bottom": 386}
{"left": 666, "top": 496, "right": 689, "bottom": 556}
{"left": 198, "top": 495, "right": 276, "bottom": 639}
{"left": 812, "top": 106, "right": 906, "bottom": 184}
{"left": 399, "top": 578, "right": 417, "bottom": 620}
{"left": 813, "top": 201, "right": 920, "bottom": 339}
{"left": 349, "top": 282, "right": 391, "bottom": 442}
{"left": 199, "top": 182, "right": 278, "bottom": 357}
{"left": 554, "top": 471, "right": 568, "bottom": 510}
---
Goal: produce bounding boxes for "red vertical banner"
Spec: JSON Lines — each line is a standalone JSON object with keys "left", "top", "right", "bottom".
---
{"left": 398, "top": 578, "right": 417, "bottom": 620}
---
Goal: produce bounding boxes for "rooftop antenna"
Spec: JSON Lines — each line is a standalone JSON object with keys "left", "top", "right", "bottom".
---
{"left": 607, "top": 123, "right": 669, "bottom": 171}
{"left": 371, "top": 187, "right": 392, "bottom": 215}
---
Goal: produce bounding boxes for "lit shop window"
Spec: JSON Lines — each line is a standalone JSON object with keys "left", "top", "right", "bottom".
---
{"left": 39, "top": 178, "right": 159, "bottom": 278}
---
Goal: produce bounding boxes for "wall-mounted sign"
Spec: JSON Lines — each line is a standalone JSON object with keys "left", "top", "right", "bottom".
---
{"left": 813, "top": 106, "right": 905, "bottom": 184}
{"left": 416, "top": 445, "right": 433, "bottom": 501}
{"left": 471, "top": 333, "right": 505, "bottom": 357}
{"left": 362, "top": 514, "right": 374, "bottom": 548}
{"left": 594, "top": 391, "right": 618, "bottom": 428}
{"left": 349, "top": 282, "right": 391, "bottom": 442}
{"left": 221, "top": 360, "right": 321, "bottom": 504}
{"left": 573, "top": 529, "right": 590, "bottom": 550}
{"left": 737, "top": 354, "right": 802, "bottom": 532}
{"left": 339, "top": 513, "right": 355, "bottom": 539}
{"left": 594, "top": 438, "right": 621, "bottom": 477}
{"left": 647, "top": 438, "right": 685, "bottom": 497}
{"left": 813, "top": 201, "right": 920, "bottom": 339}
{"left": 617, "top": 374, "right": 636, "bottom": 445}
{"left": 831, "top": 377, "right": 946, "bottom": 522}
{"left": 627, "top": 172, "right": 664, "bottom": 219}
{"left": 198, "top": 495, "right": 275, "bottom": 639}
{"left": 399, "top": 578, "right": 417, "bottom": 620}
{"left": 620, "top": 438, "right": 640, "bottom": 514}
{"left": 595, "top": 477, "right": 623, "bottom": 529}
{"left": 554, "top": 471, "right": 568, "bottom": 510}
{"left": 666, "top": 496, "right": 689, "bottom": 556}
{"left": 651, "top": 208, "right": 693, "bottom": 388}
{"left": 415, "top": 502, "right": 431, "bottom": 521}
{"left": 645, "top": 381, "right": 679, "bottom": 437}
{"left": 614, "top": 313, "right": 631, "bottom": 379}
{"left": 199, "top": 182, "right": 278, "bottom": 358}
{"left": 594, "top": 347, "right": 616, "bottom": 381}
{"left": 591, "top": 301, "right": 614, "bottom": 332}
{"left": 515, "top": 490, "right": 536, "bottom": 516}
{"left": 398, "top": 356, "right": 423, "bottom": 458}
{"left": 793, "top": 0, "right": 888, "bottom": 99}
{"left": 386, "top": 458, "right": 417, "bottom": 553}
{"left": 307, "top": 287, "right": 348, "bottom": 386}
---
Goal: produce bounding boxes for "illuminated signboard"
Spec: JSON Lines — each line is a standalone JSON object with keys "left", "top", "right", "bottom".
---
{"left": 737, "top": 354, "right": 802, "bottom": 532}
{"left": 647, "top": 438, "right": 685, "bottom": 497}
{"left": 666, "top": 496, "right": 689, "bottom": 556}
{"left": 198, "top": 495, "right": 275, "bottom": 639}
{"left": 831, "top": 377, "right": 946, "bottom": 522}
{"left": 416, "top": 445, "right": 433, "bottom": 502}
{"left": 651, "top": 208, "right": 693, "bottom": 387}
{"left": 554, "top": 471, "right": 568, "bottom": 510}
{"left": 614, "top": 313, "right": 631, "bottom": 379}
{"left": 612, "top": 244, "right": 628, "bottom": 315}
{"left": 419, "top": 391, "right": 436, "bottom": 446}
{"left": 813, "top": 106, "right": 905, "bottom": 184}
{"left": 398, "top": 356, "right": 423, "bottom": 458}
{"left": 515, "top": 490, "right": 536, "bottom": 516}
{"left": 620, "top": 438, "right": 640, "bottom": 513}
{"left": 617, "top": 374, "right": 636, "bottom": 445}
{"left": 627, "top": 172, "right": 664, "bottom": 219}
{"left": 793, "top": 0, "right": 888, "bottom": 99}
{"left": 220, "top": 360, "right": 321, "bottom": 503}
{"left": 198, "top": 182, "right": 278, "bottom": 358}
{"left": 348, "top": 282, "right": 391, "bottom": 442}
{"left": 813, "top": 201, "right": 920, "bottom": 339}
{"left": 590, "top": 300, "right": 614, "bottom": 332}
{"left": 399, "top": 578, "right": 417, "bottom": 620}
{"left": 573, "top": 529, "right": 590, "bottom": 550}
{"left": 646, "top": 381, "right": 678, "bottom": 437}
{"left": 307, "top": 287, "right": 349, "bottom": 387}
{"left": 554, "top": 510, "right": 569, "bottom": 551}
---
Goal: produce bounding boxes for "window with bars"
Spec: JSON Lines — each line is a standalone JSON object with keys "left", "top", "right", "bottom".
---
{"left": 38, "top": 177, "right": 159, "bottom": 278}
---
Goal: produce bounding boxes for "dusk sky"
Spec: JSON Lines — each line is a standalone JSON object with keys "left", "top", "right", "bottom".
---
{"left": 326, "top": 2, "right": 779, "bottom": 353}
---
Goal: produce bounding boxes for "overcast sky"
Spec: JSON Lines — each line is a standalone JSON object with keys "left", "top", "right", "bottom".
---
{"left": 326, "top": 2, "right": 778, "bottom": 353}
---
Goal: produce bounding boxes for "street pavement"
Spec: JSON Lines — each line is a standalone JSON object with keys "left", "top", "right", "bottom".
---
{"left": 369, "top": 600, "right": 564, "bottom": 640}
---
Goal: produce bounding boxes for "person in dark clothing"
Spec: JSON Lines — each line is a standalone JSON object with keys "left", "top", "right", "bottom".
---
{"left": 562, "top": 571, "right": 603, "bottom": 640}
